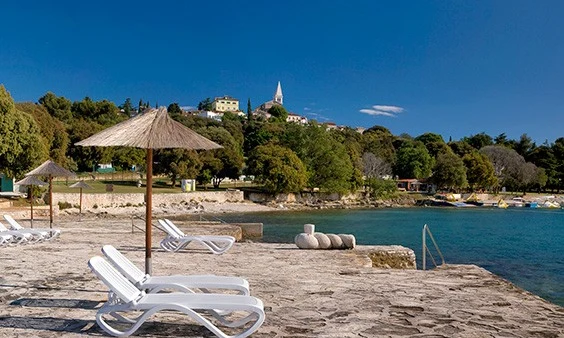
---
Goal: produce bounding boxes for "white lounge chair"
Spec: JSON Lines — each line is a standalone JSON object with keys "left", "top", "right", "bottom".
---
{"left": 0, "top": 233, "right": 14, "bottom": 246}
{"left": 159, "top": 219, "right": 235, "bottom": 255}
{"left": 88, "top": 256, "right": 265, "bottom": 338}
{"left": 0, "top": 222, "right": 32, "bottom": 244}
{"left": 102, "top": 245, "right": 250, "bottom": 295}
{"left": 3, "top": 215, "right": 60, "bottom": 240}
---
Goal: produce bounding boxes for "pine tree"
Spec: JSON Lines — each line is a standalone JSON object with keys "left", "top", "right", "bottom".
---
{"left": 247, "top": 98, "right": 252, "bottom": 120}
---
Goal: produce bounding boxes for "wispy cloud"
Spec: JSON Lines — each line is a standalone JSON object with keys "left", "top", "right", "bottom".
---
{"left": 303, "top": 107, "right": 311, "bottom": 111}
{"left": 306, "top": 112, "right": 330, "bottom": 121}
{"left": 359, "top": 105, "right": 404, "bottom": 117}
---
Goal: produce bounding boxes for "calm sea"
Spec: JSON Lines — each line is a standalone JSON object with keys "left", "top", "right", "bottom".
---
{"left": 213, "top": 207, "right": 564, "bottom": 306}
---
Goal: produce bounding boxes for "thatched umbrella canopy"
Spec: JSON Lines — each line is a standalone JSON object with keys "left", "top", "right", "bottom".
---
{"left": 15, "top": 176, "right": 47, "bottom": 228}
{"left": 69, "top": 181, "right": 92, "bottom": 215}
{"left": 75, "top": 107, "right": 222, "bottom": 274}
{"left": 25, "top": 160, "right": 76, "bottom": 228}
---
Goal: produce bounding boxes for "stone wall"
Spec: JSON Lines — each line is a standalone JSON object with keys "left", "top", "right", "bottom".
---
{"left": 247, "top": 191, "right": 363, "bottom": 204}
{"left": 52, "top": 190, "right": 244, "bottom": 209}
{"left": 358, "top": 245, "right": 417, "bottom": 269}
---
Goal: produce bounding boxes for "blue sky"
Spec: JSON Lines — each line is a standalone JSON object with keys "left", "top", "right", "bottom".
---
{"left": 1, "top": 1, "right": 563, "bottom": 144}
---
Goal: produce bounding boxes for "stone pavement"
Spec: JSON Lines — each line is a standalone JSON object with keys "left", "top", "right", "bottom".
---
{"left": 0, "top": 218, "right": 562, "bottom": 337}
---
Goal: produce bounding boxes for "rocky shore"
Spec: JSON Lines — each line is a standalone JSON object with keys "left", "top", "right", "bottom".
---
{"left": 0, "top": 217, "right": 562, "bottom": 337}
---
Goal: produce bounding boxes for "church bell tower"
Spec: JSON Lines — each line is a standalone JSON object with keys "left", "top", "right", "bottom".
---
{"left": 274, "top": 81, "right": 283, "bottom": 105}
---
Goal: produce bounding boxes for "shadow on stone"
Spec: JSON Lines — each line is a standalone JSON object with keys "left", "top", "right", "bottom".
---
{"left": 0, "top": 316, "right": 96, "bottom": 333}
{"left": 10, "top": 298, "right": 102, "bottom": 309}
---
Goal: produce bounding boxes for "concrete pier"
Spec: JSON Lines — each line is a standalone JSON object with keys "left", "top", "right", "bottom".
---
{"left": 0, "top": 218, "right": 562, "bottom": 337}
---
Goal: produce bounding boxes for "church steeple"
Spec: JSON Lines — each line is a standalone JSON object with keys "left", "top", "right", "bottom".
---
{"left": 274, "top": 81, "right": 283, "bottom": 105}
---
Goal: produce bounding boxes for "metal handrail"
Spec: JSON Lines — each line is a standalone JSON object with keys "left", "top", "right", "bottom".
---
{"left": 199, "top": 214, "right": 227, "bottom": 223}
{"left": 422, "top": 224, "right": 445, "bottom": 270}
{"left": 130, "top": 215, "right": 166, "bottom": 234}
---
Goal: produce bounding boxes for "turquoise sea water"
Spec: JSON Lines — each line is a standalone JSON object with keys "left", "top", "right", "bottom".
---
{"left": 214, "top": 208, "right": 564, "bottom": 306}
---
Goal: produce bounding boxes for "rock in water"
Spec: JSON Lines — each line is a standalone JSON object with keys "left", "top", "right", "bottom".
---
{"left": 295, "top": 233, "right": 319, "bottom": 249}
{"left": 326, "top": 234, "right": 344, "bottom": 249}
{"left": 314, "top": 233, "right": 332, "bottom": 249}
{"left": 339, "top": 234, "right": 356, "bottom": 249}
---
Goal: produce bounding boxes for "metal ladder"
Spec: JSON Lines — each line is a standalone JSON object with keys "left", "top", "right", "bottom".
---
{"left": 422, "top": 224, "right": 445, "bottom": 270}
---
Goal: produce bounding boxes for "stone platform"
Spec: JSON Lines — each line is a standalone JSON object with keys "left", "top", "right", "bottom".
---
{"left": 0, "top": 217, "right": 562, "bottom": 337}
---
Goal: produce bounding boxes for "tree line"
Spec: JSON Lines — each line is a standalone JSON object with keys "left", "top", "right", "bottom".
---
{"left": 1, "top": 84, "right": 563, "bottom": 197}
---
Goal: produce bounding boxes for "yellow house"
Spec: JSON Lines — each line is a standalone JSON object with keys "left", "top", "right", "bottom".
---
{"left": 212, "top": 96, "right": 239, "bottom": 112}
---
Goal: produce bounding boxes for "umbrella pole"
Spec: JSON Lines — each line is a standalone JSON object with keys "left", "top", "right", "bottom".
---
{"left": 49, "top": 174, "right": 53, "bottom": 229}
{"left": 79, "top": 187, "right": 83, "bottom": 221}
{"left": 29, "top": 186, "right": 34, "bottom": 228}
{"left": 145, "top": 149, "right": 153, "bottom": 275}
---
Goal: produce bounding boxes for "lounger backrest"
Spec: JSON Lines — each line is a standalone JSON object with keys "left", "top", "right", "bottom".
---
{"left": 0, "top": 222, "right": 10, "bottom": 232}
{"left": 3, "top": 215, "right": 22, "bottom": 230}
{"left": 164, "top": 219, "right": 186, "bottom": 237}
{"left": 102, "top": 245, "right": 146, "bottom": 284}
{"left": 88, "top": 256, "right": 142, "bottom": 303}
{"left": 158, "top": 219, "right": 181, "bottom": 239}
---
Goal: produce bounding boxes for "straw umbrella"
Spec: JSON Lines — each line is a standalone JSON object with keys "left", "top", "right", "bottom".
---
{"left": 25, "top": 160, "right": 76, "bottom": 228}
{"left": 14, "top": 176, "right": 47, "bottom": 228}
{"left": 69, "top": 180, "right": 92, "bottom": 216}
{"left": 75, "top": 107, "right": 222, "bottom": 274}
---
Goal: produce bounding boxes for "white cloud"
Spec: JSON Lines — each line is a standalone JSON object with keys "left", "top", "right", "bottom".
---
{"left": 359, "top": 104, "right": 404, "bottom": 117}
{"left": 303, "top": 107, "right": 311, "bottom": 111}
{"left": 359, "top": 109, "right": 395, "bottom": 117}
{"left": 306, "top": 112, "right": 330, "bottom": 121}
{"left": 180, "top": 105, "right": 195, "bottom": 111}
{"left": 372, "top": 105, "right": 404, "bottom": 113}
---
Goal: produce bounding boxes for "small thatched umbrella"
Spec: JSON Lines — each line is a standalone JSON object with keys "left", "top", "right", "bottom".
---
{"left": 76, "top": 107, "right": 222, "bottom": 274}
{"left": 69, "top": 180, "right": 92, "bottom": 215}
{"left": 14, "top": 176, "right": 47, "bottom": 228}
{"left": 25, "top": 160, "right": 76, "bottom": 228}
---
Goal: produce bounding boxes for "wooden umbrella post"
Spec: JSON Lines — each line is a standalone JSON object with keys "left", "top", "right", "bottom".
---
{"left": 49, "top": 174, "right": 53, "bottom": 229}
{"left": 29, "top": 186, "right": 34, "bottom": 228}
{"left": 145, "top": 149, "right": 153, "bottom": 275}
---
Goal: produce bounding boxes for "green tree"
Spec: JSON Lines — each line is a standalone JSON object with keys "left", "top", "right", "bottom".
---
{"left": 197, "top": 98, "right": 213, "bottom": 111}
{"left": 197, "top": 126, "right": 244, "bottom": 188}
{"left": 367, "top": 178, "right": 398, "bottom": 199}
{"left": 16, "top": 102, "right": 70, "bottom": 166}
{"left": 463, "top": 132, "right": 493, "bottom": 150}
{"left": 448, "top": 140, "right": 475, "bottom": 158}
{"left": 120, "top": 98, "right": 134, "bottom": 116}
{"left": 553, "top": 138, "right": 564, "bottom": 192}
{"left": 247, "top": 144, "right": 307, "bottom": 194}
{"left": 361, "top": 126, "right": 396, "bottom": 165}
{"left": 247, "top": 98, "right": 252, "bottom": 120}
{"left": 155, "top": 149, "right": 201, "bottom": 187}
{"left": 267, "top": 104, "right": 288, "bottom": 122}
{"left": 301, "top": 125, "right": 354, "bottom": 193}
{"left": 0, "top": 85, "right": 48, "bottom": 178}
{"left": 38, "top": 92, "right": 73, "bottom": 123}
{"left": 462, "top": 151, "right": 497, "bottom": 191}
{"left": 514, "top": 134, "right": 536, "bottom": 160}
{"left": 393, "top": 141, "right": 433, "bottom": 179}
{"left": 167, "top": 103, "right": 182, "bottom": 120}
{"left": 528, "top": 143, "right": 558, "bottom": 191}
{"left": 431, "top": 150, "right": 467, "bottom": 191}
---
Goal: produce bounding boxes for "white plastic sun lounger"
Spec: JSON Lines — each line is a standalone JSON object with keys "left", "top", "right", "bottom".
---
{"left": 159, "top": 219, "right": 235, "bottom": 255}
{"left": 0, "top": 233, "right": 14, "bottom": 246}
{"left": 3, "top": 215, "right": 60, "bottom": 240}
{"left": 102, "top": 245, "right": 250, "bottom": 295}
{"left": 89, "top": 256, "right": 265, "bottom": 338}
{"left": 0, "top": 222, "right": 32, "bottom": 244}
